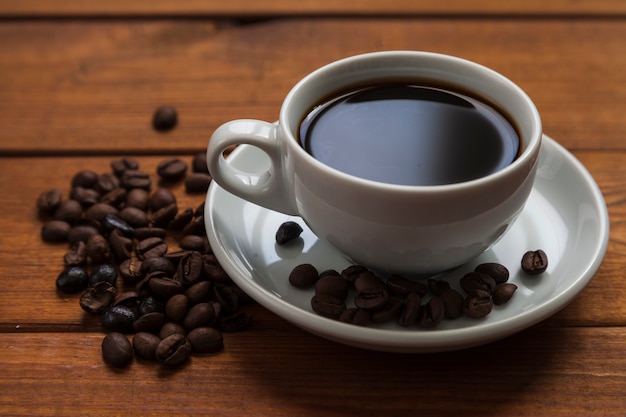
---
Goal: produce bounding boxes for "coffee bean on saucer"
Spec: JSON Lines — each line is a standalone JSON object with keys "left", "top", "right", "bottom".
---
{"left": 289, "top": 263, "right": 319, "bottom": 288}
{"left": 475, "top": 262, "right": 510, "bottom": 284}
{"left": 492, "top": 283, "right": 518, "bottom": 305}
{"left": 275, "top": 221, "right": 303, "bottom": 245}
{"left": 152, "top": 105, "right": 178, "bottom": 132}
{"left": 463, "top": 290, "right": 494, "bottom": 319}
{"left": 521, "top": 249, "right": 549, "bottom": 275}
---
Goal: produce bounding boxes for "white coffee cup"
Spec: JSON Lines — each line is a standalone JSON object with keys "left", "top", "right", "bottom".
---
{"left": 206, "top": 51, "right": 542, "bottom": 274}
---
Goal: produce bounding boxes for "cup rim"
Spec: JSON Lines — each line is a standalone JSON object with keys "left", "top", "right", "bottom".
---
{"left": 279, "top": 50, "right": 542, "bottom": 193}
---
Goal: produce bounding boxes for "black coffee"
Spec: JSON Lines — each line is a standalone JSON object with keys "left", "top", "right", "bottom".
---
{"left": 299, "top": 84, "right": 520, "bottom": 186}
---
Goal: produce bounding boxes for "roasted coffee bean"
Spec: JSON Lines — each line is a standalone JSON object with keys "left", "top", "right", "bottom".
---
{"left": 149, "top": 277, "right": 184, "bottom": 298}
{"left": 132, "top": 332, "right": 161, "bottom": 361}
{"left": 184, "top": 173, "right": 212, "bottom": 194}
{"left": 275, "top": 221, "right": 304, "bottom": 245}
{"left": 149, "top": 188, "right": 176, "bottom": 211}
{"left": 99, "top": 187, "right": 127, "bottom": 208}
{"left": 83, "top": 203, "right": 117, "bottom": 223}
{"left": 177, "top": 251, "right": 204, "bottom": 284}
{"left": 185, "top": 281, "right": 212, "bottom": 305}
{"left": 183, "top": 302, "right": 216, "bottom": 330}
{"left": 151, "top": 203, "right": 178, "bottom": 228}
{"left": 118, "top": 206, "right": 149, "bottom": 228}
{"left": 319, "top": 269, "right": 341, "bottom": 278}
{"left": 125, "top": 188, "right": 149, "bottom": 210}
{"left": 427, "top": 279, "right": 452, "bottom": 296}
{"left": 64, "top": 241, "right": 87, "bottom": 266}
{"left": 354, "top": 287, "right": 389, "bottom": 311}
{"left": 159, "top": 322, "right": 187, "bottom": 339}
{"left": 156, "top": 334, "right": 191, "bottom": 367}
{"left": 521, "top": 249, "right": 548, "bottom": 275}
{"left": 41, "top": 220, "right": 70, "bottom": 242}
{"left": 463, "top": 290, "right": 494, "bottom": 319}
{"left": 418, "top": 296, "right": 445, "bottom": 328}
{"left": 492, "top": 283, "right": 518, "bottom": 305}
{"left": 141, "top": 256, "right": 176, "bottom": 276}
{"left": 79, "top": 281, "right": 117, "bottom": 314}
{"left": 133, "top": 312, "right": 166, "bottom": 333}
{"left": 89, "top": 263, "right": 118, "bottom": 286}
{"left": 339, "top": 308, "right": 370, "bottom": 326}
{"left": 108, "top": 229, "right": 133, "bottom": 262}
{"left": 152, "top": 105, "right": 178, "bottom": 132}
{"left": 354, "top": 271, "right": 386, "bottom": 293}
{"left": 95, "top": 172, "right": 120, "bottom": 194}
{"left": 71, "top": 186, "right": 100, "bottom": 206}
{"left": 398, "top": 292, "right": 421, "bottom": 326}
{"left": 194, "top": 202, "right": 205, "bottom": 217}
{"left": 165, "top": 294, "right": 190, "bottom": 322}
{"left": 192, "top": 152, "right": 210, "bottom": 174}
{"left": 135, "top": 237, "right": 167, "bottom": 260}
{"left": 179, "top": 235, "right": 209, "bottom": 252}
{"left": 119, "top": 256, "right": 144, "bottom": 283}
{"left": 86, "top": 233, "right": 112, "bottom": 265}
{"left": 169, "top": 207, "right": 194, "bottom": 230}
{"left": 67, "top": 224, "right": 100, "bottom": 243}
{"left": 111, "top": 158, "right": 139, "bottom": 177}
{"left": 102, "top": 332, "right": 133, "bottom": 368}
{"left": 113, "top": 291, "right": 141, "bottom": 308}
{"left": 370, "top": 298, "right": 402, "bottom": 323}
{"left": 212, "top": 285, "right": 239, "bottom": 315}
{"left": 460, "top": 272, "right": 497, "bottom": 294}
{"left": 71, "top": 170, "right": 98, "bottom": 188}
{"left": 289, "top": 263, "right": 319, "bottom": 289}
{"left": 37, "top": 188, "right": 63, "bottom": 214}
{"left": 133, "top": 227, "right": 167, "bottom": 240}
{"left": 120, "top": 169, "right": 151, "bottom": 190}
{"left": 386, "top": 275, "right": 428, "bottom": 298}
{"left": 54, "top": 199, "right": 83, "bottom": 223}
{"left": 102, "top": 214, "right": 133, "bottom": 236}
{"left": 217, "top": 311, "right": 252, "bottom": 332}
{"left": 440, "top": 289, "right": 464, "bottom": 319}
{"left": 314, "top": 275, "right": 349, "bottom": 299}
{"left": 311, "top": 294, "right": 346, "bottom": 319}
{"left": 181, "top": 215, "right": 205, "bottom": 236}
{"left": 56, "top": 265, "right": 89, "bottom": 293}
{"left": 187, "top": 327, "right": 223, "bottom": 353}
{"left": 138, "top": 295, "right": 165, "bottom": 316}
{"left": 205, "top": 263, "right": 231, "bottom": 286}
{"left": 475, "top": 262, "right": 510, "bottom": 284}
{"left": 102, "top": 304, "right": 137, "bottom": 333}
{"left": 157, "top": 158, "right": 188, "bottom": 182}
{"left": 340, "top": 264, "right": 369, "bottom": 284}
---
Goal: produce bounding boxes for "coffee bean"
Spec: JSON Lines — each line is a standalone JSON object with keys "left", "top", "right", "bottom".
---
{"left": 80, "top": 281, "right": 117, "bottom": 314}
{"left": 89, "top": 263, "right": 118, "bottom": 286}
{"left": 41, "top": 220, "right": 71, "bottom": 242}
{"left": 102, "top": 332, "right": 133, "bottom": 368}
{"left": 370, "top": 298, "right": 402, "bottom": 323}
{"left": 418, "top": 296, "right": 445, "bottom": 328}
{"left": 179, "top": 235, "right": 209, "bottom": 252}
{"left": 119, "top": 256, "right": 144, "bottom": 283}
{"left": 152, "top": 105, "right": 178, "bottom": 132}
{"left": 157, "top": 158, "right": 188, "bottom": 182}
{"left": 314, "top": 275, "right": 349, "bottom": 299}
{"left": 463, "top": 290, "right": 494, "bottom": 319}
{"left": 354, "top": 287, "right": 389, "bottom": 311}
{"left": 165, "top": 294, "right": 190, "bottom": 322}
{"left": 289, "top": 263, "right": 319, "bottom": 289}
{"left": 86, "top": 233, "right": 112, "bottom": 265}
{"left": 386, "top": 275, "right": 428, "bottom": 298}
{"left": 71, "top": 170, "right": 98, "bottom": 188}
{"left": 67, "top": 224, "right": 100, "bottom": 243}
{"left": 353, "top": 271, "right": 385, "bottom": 293}
{"left": 159, "top": 322, "right": 187, "bottom": 339}
{"left": 311, "top": 294, "right": 346, "bottom": 319}
{"left": 192, "top": 152, "right": 210, "bottom": 174}
{"left": 475, "top": 262, "right": 510, "bottom": 284}
{"left": 217, "top": 311, "right": 252, "bottom": 333}
{"left": 149, "top": 277, "right": 184, "bottom": 298}
{"left": 64, "top": 241, "right": 87, "bottom": 266}
{"left": 338, "top": 308, "right": 370, "bottom": 326}
{"left": 156, "top": 334, "right": 191, "bottom": 367}
{"left": 187, "top": 327, "right": 223, "bottom": 354}
{"left": 71, "top": 186, "right": 100, "bottom": 206}
{"left": 125, "top": 188, "right": 149, "bottom": 210}
{"left": 181, "top": 216, "right": 206, "bottom": 236}
{"left": 183, "top": 302, "right": 216, "bottom": 330}
{"left": 169, "top": 207, "right": 194, "bottom": 230}
{"left": 95, "top": 172, "right": 120, "bottom": 194}
{"left": 141, "top": 256, "right": 176, "bottom": 276}
{"left": 149, "top": 188, "right": 177, "bottom": 212}
{"left": 102, "top": 214, "right": 134, "bottom": 236}
{"left": 99, "top": 187, "right": 127, "bottom": 208}
{"left": 54, "top": 199, "right": 83, "bottom": 223}
{"left": 177, "top": 251, "right": 204, "bottom": 284}
{"left": 120, "top": 169, "right": 151, "bottom": 190}
{"left": 492, "top": 283, "right": 518, "bottom": 305}
{"left": 111, "top": 158, "right": 139, "bottom": 177}
{"left": 102, "top": 304, "right": 137, "bottom": 333}
{"left": 275, "top": 221, "right": 304, "bottom": 245}
{"left": 440, "top": 289, "right": 464, "bottom": 319}
{"left": 185, "top": 281, "right": 212, "bottom": 305}
{"left": 118, "top": 207, "right": 149, "bottom": 228}
{"left": 151, "top": 203, "right": 178, "bottom": 228}
{"left": 184, "top": 173, "right": 212, "bottom": 194}
{"left": 37, "top": 189, "right": 63, "bottom": 214}
{"left": 135, "top": 237, "right": 168, "bottom": 260}
{"left": 340, "top": 264, "right": 369, "bottom": 284}
{"left": 56, "top": 266, "right": 89, "bottom": 293}
{"left": 108, "top": 230, "right": 133, "bottom": 262}
{"left": 521, "top": 249, "right": 548, "bottom": 275}
{"left": 398, "top": 292, "right": 421, "bottom": 326}
{"left": 460, "top": 272, "right": 497, "bottom": 294}
{"left": 133, "top": 227, "right": 167, "bottom": 240}
{"left": 133, "top": 312, "right": 166, "bottom": 333}
{"left": 426, "top": 279, "right": 451, "bottom": 296}
{"left": 138, "top": 295, "right": 165, "bottom": 316}
{"left": 132, "top": 332, "right": 161, "bottom": 361}
{"left": 212, "top": 284, "right": 240, "bottom": 315}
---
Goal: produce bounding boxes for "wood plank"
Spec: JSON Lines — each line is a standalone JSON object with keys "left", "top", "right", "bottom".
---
{"left": 0, "top": 151, "right": 621, "bottom": 330}
{"left": 0, "top": 0, "right": 625, "bottom": 17}
{"left": 0, "top": 19, "right": 625, "bottom": 154}
{"left": 1, "top": 325, "right": 626, "bottom": 416}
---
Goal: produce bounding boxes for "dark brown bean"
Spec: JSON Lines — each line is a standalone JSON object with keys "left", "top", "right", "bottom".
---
{"left": 275, "top": 221, "right": 304, "bottom": 245}
{"left": 156, "top": 334, "right": 191, "bottom": 366}
{"left": 192, "top": 152, "right": 210, "bottom": 174}
{"left": 102, "top": 332, "right": 133, "bottom": 368}
{"left": 314, "top": 275, "right": 350, "bottom": 299}
{"left": 418, "top": 296, "right": 445, "bottom": 328}
{"left": 460, "top": 272, "right": 497, "bottom": 294}
{"left": 157, "top": 158, "right": 188, "bottom": 182}
{"left": 184, "top": 173, "right": 212, "bottom": 194}
{"left": 183, "top": 302, "right": 216, "bottom": 330}
{"left": 463, "top": 290, "right": 494, "bottom": 319}
{"left": 311, "top": 294, "right": 346, "bottom": 319}
{"left": 41, "top": 220, "right": 71, "bottom": 242}
{"left": 159, "top": 322, "right": 187, "bottom": 339}
{"left": 521, "top": 250, "right": 549, "bottom": 275}
{"left": 133, "top": 312, "right": 166, "bottom": 333}
{"left": 187, "top": 327, "right": 223, "bottom": 354}
{"left": 397, "top": 292, "right": 421, "bottom": 326}
{"left": 475, "top": 262, "right": 510, "bottom": 284}
{"left": 440, "top": 289, "right": 464, "bottom": 319}
{"left": 370, "top": 298, "right": 402, "bottom": 323}
{"left": 79, "top": 281, "right": 117, "bottom": 314}
{"left": 492, "top": 283, "right": 518, "bottom": 305}
{"left": 54, "top": 199, "right": 83, "bottom": 223}
{"left": 386, "top": 275, "right": 428, "bottom": 298}
{"left": 289, "top": 263, "right": 319, "bottom": 289}
{"left": 152, "top": 105, "right": 178, "bottom": 132}
{"left": 354, "top": 287, "right": 389, "bottom": 311}
{"left": 165, "top": 294, "right": 191, "bottom": 322}
{"left": 132, "top": 332, "right": 161, "bottom": 361}
{"left": 338, "top": 308, "right": 370, "bottom": 326}
{"left": 37, "top": 189, "right": 63, "bottom": 214}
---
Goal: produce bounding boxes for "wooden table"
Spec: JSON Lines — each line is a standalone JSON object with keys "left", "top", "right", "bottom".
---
{"left": 1, "top": 2, "right": 625, "bottom": 415}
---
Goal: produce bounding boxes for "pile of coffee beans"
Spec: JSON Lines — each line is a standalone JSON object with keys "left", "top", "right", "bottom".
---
{"left": 36, "top": 152, "right": 252, "bottom": 368}
{"left": 289, "top": 252, "right": 547, "bottom": 328}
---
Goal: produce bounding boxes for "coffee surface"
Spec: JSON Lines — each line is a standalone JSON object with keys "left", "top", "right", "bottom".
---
{"left": 299, "top": 84, "right": 520, "bottom": 186}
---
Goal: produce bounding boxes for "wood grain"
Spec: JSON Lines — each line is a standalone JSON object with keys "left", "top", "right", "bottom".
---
{"left": 1, "top": 19, "right": 625, "bottom": 154}
{"left": 0, "top": 0, "right": 625, "bottom": 16}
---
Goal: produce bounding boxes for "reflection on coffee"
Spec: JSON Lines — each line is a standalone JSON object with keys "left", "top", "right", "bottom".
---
{"left": 299, "top": 84, "right": 520, "bottom": 186}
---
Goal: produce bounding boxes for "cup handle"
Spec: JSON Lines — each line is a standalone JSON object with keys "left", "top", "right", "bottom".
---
{"left": 206, "top": 119, "right": 298, "bottom": 215}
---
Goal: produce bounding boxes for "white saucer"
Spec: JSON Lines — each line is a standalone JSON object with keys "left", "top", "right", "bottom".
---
{"left": 204, "top": 135, "right": 609, "bottom": 353}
